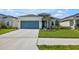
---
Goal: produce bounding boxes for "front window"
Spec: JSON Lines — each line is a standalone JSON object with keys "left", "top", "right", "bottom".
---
{"left": 7, "top": 22, "right": 9, "bottom": 26}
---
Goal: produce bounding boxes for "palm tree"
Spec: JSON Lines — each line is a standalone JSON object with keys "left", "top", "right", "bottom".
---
{"left": 38, "top": 13, "right": 51, "bottom": 20}
{"left": 38, "top": 13, "right": 51, "bottom": 29}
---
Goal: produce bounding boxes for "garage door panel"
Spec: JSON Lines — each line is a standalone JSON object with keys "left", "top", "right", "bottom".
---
{"left": 21, "top": 21, "right": 39, "bottom": 29}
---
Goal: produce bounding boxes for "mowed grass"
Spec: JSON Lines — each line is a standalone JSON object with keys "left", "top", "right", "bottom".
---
{"left": 0, "top": 29, "right": 15, "bottom": 35}
{"left": 37, "top": 45, "right": 79, "bottom": 50}
{"left": 39, "top": 29, "right": 79, "bottom": 38}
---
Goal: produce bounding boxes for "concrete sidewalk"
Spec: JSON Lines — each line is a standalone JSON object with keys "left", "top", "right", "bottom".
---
{"left": 38, "top": 38, "right": 79, "bottom": 45}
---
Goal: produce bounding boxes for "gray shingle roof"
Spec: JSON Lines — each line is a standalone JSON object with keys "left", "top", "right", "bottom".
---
{"left": 60, "top": 13, "right": 79, "bottom": 22}
{"left": 0, "top": 14, "right": 17, "bottom": 19}
{"left": 5, "top": 15, "right": 17, "bottom": 19}
{"left": 63, "top": 13, "right": 79, "bottom": 19}
{"left": 19, "top": 14, "right": 42, "bottom": 17}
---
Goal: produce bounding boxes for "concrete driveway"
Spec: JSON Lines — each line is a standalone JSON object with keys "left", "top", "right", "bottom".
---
{"left": 0, "top": 29, "right": 39, "bottom": 50}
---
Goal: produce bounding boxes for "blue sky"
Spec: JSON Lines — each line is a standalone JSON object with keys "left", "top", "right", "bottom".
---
{"left": 0, "top": 9, "right": 79, "bottom": 18}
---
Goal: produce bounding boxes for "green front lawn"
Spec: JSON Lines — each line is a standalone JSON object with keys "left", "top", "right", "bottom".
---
{"left": 39, "top": 29, "right": 79, "bottom": 38}
{"left": 37, "top": 45, "right": 79, "bottom": 50}
{"left": 0, "top": 29, "right": 15, "bottom": 35}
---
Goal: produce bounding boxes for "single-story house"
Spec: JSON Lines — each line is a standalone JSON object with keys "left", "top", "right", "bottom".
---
{"left": 0, "top": 14, "right": 18, "bottom": 28}
{"left": 59, "top": 13, "right": 79, "bottom": 29}
{"left": 18, "top": 14, "right": 57, "bottom": 29}
{"left": 4, "top": 16, "right": 18, "bottom": 28}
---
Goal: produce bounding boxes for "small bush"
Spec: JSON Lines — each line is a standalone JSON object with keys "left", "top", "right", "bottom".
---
{"left": 75, "top": 27, "right": 79, "bottom": 30}
{"left": 0, "top": 23, "right": 7, "bottom": 29}
{"left": 0, "top": 22, "right": 17, "bottom": 29}
{"left": 55, "top": 20, "right": 60, "bottom": 27}
{"left": 6, "top": 26, "right": 12, "bottom": 29}
{"left": 6, "top": 26, "right": 17, "bottom": 29}
{"left": 59, "top": 26, "right": 71, "bottom": 30}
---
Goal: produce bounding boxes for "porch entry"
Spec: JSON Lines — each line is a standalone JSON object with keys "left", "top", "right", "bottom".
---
{"left": 42, "top": 21, "right": 54, "bottom": 29}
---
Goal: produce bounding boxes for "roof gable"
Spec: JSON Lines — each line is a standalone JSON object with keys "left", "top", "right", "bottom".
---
{"left": 60, "top": 13, "right": 79, "bottom": 22}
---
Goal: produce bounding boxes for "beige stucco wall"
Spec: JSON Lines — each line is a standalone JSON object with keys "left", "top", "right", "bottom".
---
{"left": 60, "top": 21, "right": 70, "bottom": 27}
{"left": 12, "top": 19, "right": 18, "bottom": 28}
{"left": 60, "top": 16, "right": 74, "bottom": 27}
{"left": 60, "top": 19, "right": 77, "bottom": 29}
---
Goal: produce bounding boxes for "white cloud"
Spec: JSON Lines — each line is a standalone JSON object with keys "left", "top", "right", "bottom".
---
{"left": 53, "top": 9, "right": 69, "bottom": 18}
{"left": 0, "top": 9, "right": 70, "bottom": 18}
{"left": 57, "top": 10, "right": 66, "bottom": 13}
{"left": 22, "top": 9, "right": 55, "bottom": 15}
{"left": 57, "top": 10, "right": 63, "bottom": 13}
{"left": 54, "top": 13, "right": 65, "bottom": 18}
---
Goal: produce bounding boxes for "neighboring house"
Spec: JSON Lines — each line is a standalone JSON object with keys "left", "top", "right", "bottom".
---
{"left": 0, "top": 14, "right": 18, "bottom": 28}
{"left": 0, "top": 14, "right": 6, "bottom": 22}
{"left": 4, "top": 16, "right": 18, "bottom": 28}
{"left": 18, "top": 14, "right": 57, "bottom": 29}
{"left": 59, "top": 13, "right": 79, "bottom": 29}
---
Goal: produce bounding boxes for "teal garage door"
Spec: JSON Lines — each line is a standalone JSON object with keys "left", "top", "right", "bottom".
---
{"left": 21, "top": 21, "right": 39, "bottom": 29}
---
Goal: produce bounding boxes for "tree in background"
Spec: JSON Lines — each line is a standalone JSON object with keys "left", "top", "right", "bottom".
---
{"left": 55, "top": 20, "right": 60, "bottom": 29}
{"left": 38, "top": 13, "right": 51, "bottom": 21}
{"left": 55, "top": 20, "right": 59, "bottom": 27}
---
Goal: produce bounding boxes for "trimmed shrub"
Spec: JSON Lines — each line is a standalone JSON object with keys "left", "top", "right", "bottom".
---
{"left": 0, "top": 23, "right": 7, "bottom": 29}
{"left": 75, "top": 27, "right": 79, "bottom": 30}
{"left": 6, "top": 26, "right": 17, "bottom": 29}
{"left": 0, "top": 22, "right": 17, "bottom": 29}
{"left": 55, "top": 20, "right": 60, "bottom": 27}
{"left": 59, "top": 26, "right": 71, "bottom": 30}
